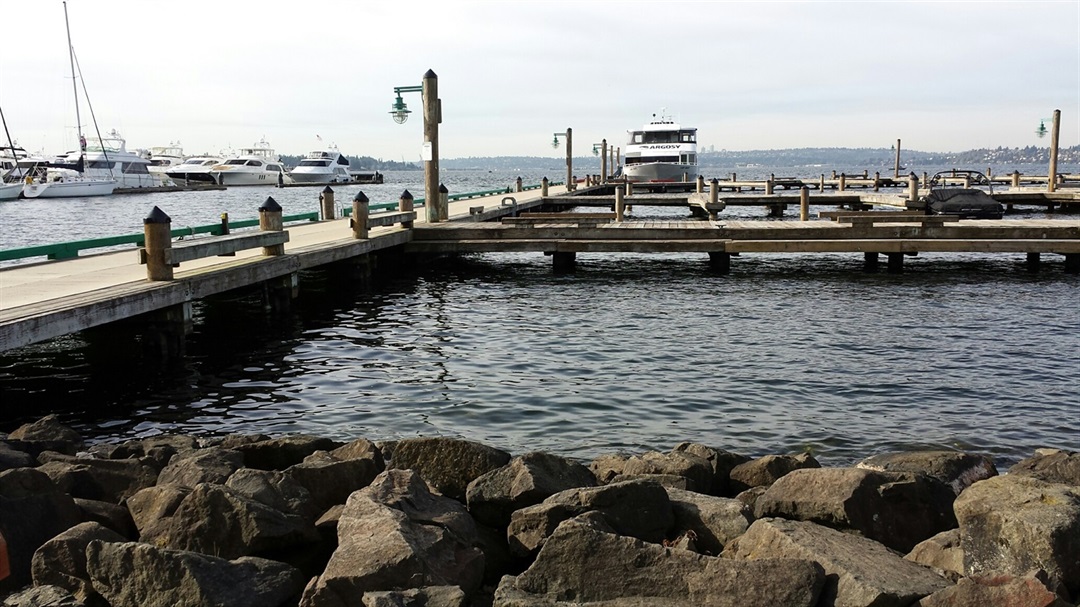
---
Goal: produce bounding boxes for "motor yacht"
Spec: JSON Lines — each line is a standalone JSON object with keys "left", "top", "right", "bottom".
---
{"left": 52, "top": 129, "right": 162, "bottom": 189}
{"left": 288, "top": 146, "right": 352, "bottom": 184}
{"left": 623, "top": 111, "right": 698, "bottom": 183}
{"left": 164, "top": 155, "right": 224, "bottom": 187}
{"left": 145, "top": 142, "right": 185, "bottom": 185}
{"left": 209, "top": 140, "right": 288, "bottom": 186}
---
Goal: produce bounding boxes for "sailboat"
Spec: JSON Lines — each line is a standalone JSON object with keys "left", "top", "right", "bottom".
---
{"left": 22, "top": 1, "right": 117, "bottom": 199}
{"left": 0, "top": 107, "right": 23, "bottom": 201}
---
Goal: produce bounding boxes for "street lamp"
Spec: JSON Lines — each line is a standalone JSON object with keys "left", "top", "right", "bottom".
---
{"left": 552, "top": 128, "right": 572, "bottom": 191}
{"left": 591, "top": 139, "right": 608, "bottom": 182}
{"left": 390, "top": 70, "right": 441, "bottom": 222}
{"left": 1037, "top": 110, "right": 1061, "bottom": 193}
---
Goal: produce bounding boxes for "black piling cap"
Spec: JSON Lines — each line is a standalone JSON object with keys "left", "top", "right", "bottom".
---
{"left": 400, "top": 189, "right": 414, "bottom": 200}
{"left": 144, "top": 206, "right": 171, "bottom": 224}
{"left": 424, "top": 68, "right": 437, "bottom": 79}
{"left": 259, "top": 196, "right": 282, "bottom": 212}
{"left": 439, "top": 184, "right": 448, "bottom": 193}
{"left": 353, "top": 191, "right": 369, "bottom": 203}
{"left": 322, "top": 185, "right": 334, "bottom": 194}
{"left": 542, "top": 176, "right": 548, "bottom": 182}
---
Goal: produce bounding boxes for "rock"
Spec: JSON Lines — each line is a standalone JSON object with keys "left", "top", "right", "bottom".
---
{"left": 6, "top": 415, "right": 84, "bottom": 457}
{"left": 728, "top": 453, "right": 819, "bottom": 493}
{"left": 73, "top": 498, "right": 138, "bottom": 539}
{"left": 665, "top": 487, "right": 752, "bottom": 556}
{"left": 233, "top": 434, "right": 343, "bottom": 471}
{"left": 954, "top": 474, "right": 1080, "bottom": 596}
{"left": 36, "top": 451, "right": 158, "bottom": 503}
{"left": 723, "top": 517, "right": 951, "bottom": 606}
{"left": 857, "top": 450, "right": 998, "bottom": 495}
{"left": 1, "top": 585, "right": 81, "bottom": 607}
{"left": 88, "top": 434, "right": 199, "bottom": 472}
{"left": 0, "top": 442, "right": 35, "bottom": 472}
{"left": 497, "top": 516, "right": 825, "bottom": 606}
{"left": 299, "top": 469, "right": 484, "bottom": 607}
{"left": 1009, "top": 449, "right": 1080, "bottom": 487}
{"left": 138, "top": 482, "right": 320, "bottom": 559}
{"left": 226, "top": 467, "right": 320, "bottom": 523}
{"left": 125, "top": 485, "right": 188, "bottom": 537}
{"left": 753, "top": 467, "right": 957, "bottom": 552}
{"left": 507, "top": 479, "right": 674, "bottom": 558}
{"left": 620, "top": 450, "right": 714, "bottom": 494}
{"left": 905, "top": 529, "right": 964, "bottom": 581}
{"left": 360, "top": 586, "right": 466, "bottom": 607}
{"left": 466, "top": 451, "right": 596, "bottom": 528}
{"left": 31, "top": 521, "right": 126, "bottom": 603}
{"left": 155, "top": 447, "right": 243, "bottom": 488}
{"left": 329, "top": 438, "right": 384, "bottom": 463}
{"left": 588, "top": 453, "right": 629, "bottom": 484}
{"left": 671, "top": 442, "right": 750, "bottom": 497}
{"left": 287, "top": 449, "right": 383, "bottom": 511}
{"left": 915, "top": 570, "right": 1073, "bottom": 607}
{"left": 86, "top": 540, "right": 305, "bottom": 607}
{"left": 608, "top": 473, "right": 689, "bottom": 490}
{"left": 388, "top": 437, "right": 511, "bottom": 502}
{"left": 0, "top": 468, "right": 82, "bottom": 594}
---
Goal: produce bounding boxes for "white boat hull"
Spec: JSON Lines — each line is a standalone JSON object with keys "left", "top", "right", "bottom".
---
{"left": 0, "top": 182, "right": 23, "bottom": 201}
{"left": 623, "top": 162, "right": 697, "bottom": 183}
{"left": 212, "top": 170, "right": 285, "bottom": 186}
{"left": 287, "top": 170, "right": 350, "bottom": 184}
{"left": 22, "top": 179, "right": 117, "bottom": 198}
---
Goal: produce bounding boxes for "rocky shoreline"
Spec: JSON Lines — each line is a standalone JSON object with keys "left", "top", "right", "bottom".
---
{"left": 1, "top": 414, "right": 1077, "bottom": 607}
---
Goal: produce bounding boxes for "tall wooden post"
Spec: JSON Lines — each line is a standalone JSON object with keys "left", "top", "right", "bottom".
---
{"left": 399, "top": 190, "right": 415, "bottom": 229}
{"left": 565, "top": 128, "right": 573, "bottom": 191}
{"left": 423, "top": 69, "right": 440, "bottom": 223}
{"left": 894, "top": 139, "right": 901, "bottom": 179}
{"left": 1048, "top": 109, "right": 1061, "bottom": 193}
{"left": 799, "top": 186, "right": 809, "bottom": 221}
{"left": 600, "top": 138, "right": 608, "bottom": 182}
{"left": 320, "top": 186, "right": 335, "bottom": 220}
{"left": 143, "top": 206, "right": 173, "bottom": 281}
{"left": 352, "top": 191, "right": 369, "bottom": 239}
{"left": 258, "top": 197, "right": 285, "bottom": 256}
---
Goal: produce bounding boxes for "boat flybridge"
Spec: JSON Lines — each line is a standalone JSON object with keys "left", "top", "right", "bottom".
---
{"left": 623, "top": 111, "right": 698, "bottom": 183}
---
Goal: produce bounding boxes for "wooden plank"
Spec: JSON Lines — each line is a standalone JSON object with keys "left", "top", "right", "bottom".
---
{"left": 165, "top": 231, "right": 290, "bottom": 265}
{"left": 367, "top": 211, "right": 416, "bottom": 228}
{"left": 724, "top": 239, "right": 1080, "bottom": 254}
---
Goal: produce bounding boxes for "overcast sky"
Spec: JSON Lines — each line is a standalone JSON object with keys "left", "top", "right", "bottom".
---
{"left": 1, "top": 1, "right": 1076, "bottom": 161}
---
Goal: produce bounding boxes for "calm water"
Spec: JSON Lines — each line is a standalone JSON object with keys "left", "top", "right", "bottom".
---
{"left": 1, "top": 166, "right": 1078, "bottom": 467}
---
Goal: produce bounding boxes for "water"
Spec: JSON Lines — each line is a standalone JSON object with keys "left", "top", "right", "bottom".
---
{"left": 1, "top": 166, "right": 1078, "bottom": 468}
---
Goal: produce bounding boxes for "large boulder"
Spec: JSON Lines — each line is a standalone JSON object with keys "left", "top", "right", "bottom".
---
{"left": 507, "top": 479, "right": 674, "bottom": 558}
{"left": 233, "top": 434, "right": 343, "bottom": 471}
{"left": 36, "top": 451, "right": 159, "bottom": 503}
{"left": 497, "top": 515, "right": 825, "bottom": 606}
{"left": 954, "top": 474, "right": 1080, "bottom": 596}
{"left": 1009, "top": 449, "right": 1080, "bottom": 487}
{"left": 125, "top": 485, "right": 189, "bottom": 538}
{"left": 665, "top": 487, "right": 752, "bottom": 556}
{"left": 723, "top": 517, "right": 951, "bottom": 606}
{"left": 6, "top": 415, "right": 84, "bottom": 457}
{"left": 617, "top": 450, "right": 714, "bottom": 494}
{"left": 155, "top": 447, "right": 243, "bottom": 488}
{"left": 905, "top": 529, "right": 964, "bottom": 581}
{"left": 86, "top": 540, "right": 305, "bottom": 607}
{"left": 753, "top": 467, "right": 957, "bottom": 552}
{"left": 0, "top": 442, "right": 35, "bottom": 472}
{"left": 360, "top": 587, "right": 466, "bottom": 607}
{"left": 0, "top": 468, "right": 82, "bottom": 594}
{"left": 728, "top": 453, "right": 819, "bottom": 493}
{"left": 466, "top": 451, "right": 596, "bottom": 528}
{"left": 388, "top": 437, "right": 511, "bottom": 502}
{"left": 299, "top": 469, "right": 485, "bottom": 607}
{"left": 857, "top": 450, "right": 997, "bottom": 495}
{"left": 1, "top": 585, "right": 82, "bottom": 607}
{"left": 74, "top": 497, "right": 138, "bottom": 539}
{"left": 30, "top": 521, "right": 126, "bottom": 604}
{"left": 286, "top": 446, "right": 384, "bottom": 512}
{"left": 226, "top": 467, "right": 320, "bottom": 523}
{"left": 915, "top": 571, "right": 1072, "bottom": 607}
{"left": 87, "top": 434, "right": 199, "bottom": 472}
{"left": 671, "top": 442, "right": 750, "bottom": 497}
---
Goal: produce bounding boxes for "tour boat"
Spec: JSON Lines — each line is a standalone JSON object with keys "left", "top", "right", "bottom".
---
{"left": 164, "top": 155, "right": 223, "bottom": 187}
{"left": 288, "top": 146, "right": 352, "bottom": 184}
{"left": 208, "top": 140, "right": 288, "bottom": 186}
{"left": 622, "top": 111, "right": 698, "bottom": 183}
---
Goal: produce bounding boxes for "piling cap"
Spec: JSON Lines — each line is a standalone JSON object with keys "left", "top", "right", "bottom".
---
{"left": 400, "top": 189, "right": 414, "bottom": 200}
{"left": 424, "top": 68, "right": 437, "bottom": 79}
{"left": 322, "top": 185, "right": 334, "bottom": 194}
{"left": 439, "top": 184, "right": 448, "bottom": 193}
{"left": 144, "top": 206, "right": 171, "bottom": 224}
{"left": 353, "top": 191, "right": 369, "bottom": 203}
{"left": 259, "top": 196, "right": 282, "bottom": 212}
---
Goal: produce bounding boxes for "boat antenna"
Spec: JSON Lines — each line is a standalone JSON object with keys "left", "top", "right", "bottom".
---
{"left": 71, "top": 47, "right": 113, "bottom": 178}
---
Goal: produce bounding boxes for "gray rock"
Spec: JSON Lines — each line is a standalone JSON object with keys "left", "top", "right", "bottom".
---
{"left": 507, "top": 479, "right": 674, "bottom": 558}
{"left": 589, "top": 453, "right": 629, "bottom": 484}
{"left": 6, "top": 415, "right": 84, "bottom": 457}
{"left": 620, "top": 450, "right": 713, "bottom": 494}
{"left": 31, "top": 521, "right": 125, "bottom": 603}
{"left": 857, "top": 450, "right": 998, "bottom": 495}
{"left": 226, "top": 467, "right": 320, "bottom": 522}
{"left": 36, "top": 452, "right": 158, "bottom": 503}
{"left": 0, "top": 468, "right": 82, "bottom": 594}
{"left": 904, "top": 529, "right": 964, "bottom": 581}
{"left": 86, "top": 540, "right": 305, "bottom": 607}
{"left": 361, "top": 586, "right": 467, "bottom": 607}
{"left": 155, "top": 447, "right": 243, "bottom": 488}
{"left": 125, "top": 485, "right": 188, "bottom": 538}
{"left": 233, "top": 434, "right": 343, "bottom": 471}
{"left": 329, "top": 438, "right": 384, "bottom": 463}
{"left": 0, "top": 442, "right": 35, "bottom": 472}
{"left": 608, "top": 473, "right": 689, "bottom": 490}
{"left": 671, "top": 442, "right": 750, "bottom": 497}
{"left": 498, "top": 516, "right": 824, "bottom": 606}
{"left": 723, "top": 517, "right": 951, "bottom": 607}
{"left": 753, "top": 467, "right": 957, "bottom": 552}
{"left": 1009, "top": 449, "right": 1080, "bottom": 486}
{"left": 954, "top": 474, "right": 1080, "bottom": 596}
{"left": 665, "top": 487, "right": 752, "bottom": 555}
{"left": 466, "top": 451, "right": 596, "bottom": 528}
{"left": 388, "top": 437, "right": 511, "bottom": 502}
{"left": 299, "top": 469, "right": 485, "bottom": 607}
{"left": 1, "top": 585, "right": 81, "bottom": 607}
{"left": 914, "top": 570, "right": 1072, "bottom": 607}
{"left": 287, "top": 449, "right": 383, "bottom": 511}
{"left": 728, "top": 453, "right": 819, "bottom": 493}
{"left": 73, "top": 498, "right": 138, "bottom": 539}
{"left": 88, "top": 434, "right": 199, "bottom": 472}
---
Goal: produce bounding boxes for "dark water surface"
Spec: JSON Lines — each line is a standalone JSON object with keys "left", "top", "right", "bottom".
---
{"left": 1, "top": 166, "right": 1078, "bottom": 467}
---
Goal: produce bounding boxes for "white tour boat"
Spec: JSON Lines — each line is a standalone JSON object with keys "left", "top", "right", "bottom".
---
{"left": 288, "top": 146, "right": 352, "bottom": 184}
{"left": 622, "top": 112, "right": 698, "bottom": 183}
{"left": 164, "top": 155, "right": 224, "bottom": 187}
{"left": 209, "top": 140, "right": 288, "bottom": 186}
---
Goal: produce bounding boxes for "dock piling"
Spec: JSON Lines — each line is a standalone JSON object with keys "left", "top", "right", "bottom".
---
{"left": 615, "top": 187, "right": 625, "bottom": 222}
{"left": 352, "top": 191, "right": 369, "bottom": 239}
{"left": 541, "top": 177, "right": 549, "bottom": 198}
{"left": 907, "top": 173, "right": 919, "bottom": 203}
{"left": 399, "top": 190, "right": 415, "bottom": 228}
{"left": 439, "top": 184, "right": 449, "bottom": 222}
{"left": 143, "top": 206, "right": 174, "bottom": 281}
{"left": 799, "top": 187, "right": 809, "bottom": 221}
{"left": 320, "top": 186, "right": 335, "bottom": 220}
{"left": 258, "top": 197, "right": 285, "bottom": 256}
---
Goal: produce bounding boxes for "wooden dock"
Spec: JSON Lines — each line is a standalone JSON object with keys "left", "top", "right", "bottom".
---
{"left": 1, "top": 182, "right": 1078, "bottom": 354}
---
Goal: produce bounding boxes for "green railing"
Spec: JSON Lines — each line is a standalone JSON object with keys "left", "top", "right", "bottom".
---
{"left": 0, "top": 182, "right": 562, "bottom": 263}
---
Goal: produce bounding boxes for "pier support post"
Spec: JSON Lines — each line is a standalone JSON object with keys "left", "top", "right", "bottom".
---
{"left": 439, "top": 184, "right": 449, "bottom": 222}
{"left": 515, "top": 176, "right": 523, "bottom": 193}
{"left": 708, "top": 252, "right": 731, "bottom": 274}
{"left": 907, "top": 172, "right": 919, "bottom": 203}
{"left": 1048, "top": 109, "right": 1060, "bottom": 193}
{"left": 799, "top": 187, "right": 809, "bottom": 221}
{"left": 838, "top": 173, "right": 847, "bottom": 192}
{"left": 541, "top": 177, "right": 549, "bottom": 198}
{"left": 352, "top": 191, "right": 369, "bottom": 239}
{"left": 552, "top": 252, "right": 576, "bottom": 272}
{"left": 143, "top": 206, "right": 173, "bottom": 281}
{"left": 263, "top": 272, "right": 298, "bottom": 315}
{"left": 422, "top": 69, "right": 441, "bottom": 224}
{"left": 1063, "top": 254, "right": 1080, "bottom": 274}
{"left": 1026, "top": 252, "right": 1041, "bottom": 273}
{"left": 873, "top": 172, "right": 880, "bottom": 192}
{"left": 141, "top": 303, "right": 192, "bottom": 364}
{"left": 259, "top": 197, "right": 285, "bottom": 256}
{"left": 886, "top": 253, "right": 904, "bottom": 273}
{"left": 864, "top": 252, "right": 879, "bottom": 271}
{"left": 767, "top": 204, "right": 786, "bottom": 218}
{"left": 765, "top": 177, "right": 774, "bottom": 195}
{"left": 564, "top": 128, "right": 573, "bottom": 191}
{"left": 320, "top": 186, "right": 335, "bottom": 220}
{"left": 615, "top": 187, "right": 625, "bottom": 222}
{"left": 625, "top": 180, "right": 633, "bottom": 196}
{"left": 894, "top": 138, "right": 901, "bottom": 179}
{"left": 601, "top": 139, "right": 608, "bottom": 183}
{"left": 696, "top": 175, "right": 705, "bottom": 194}
{"left": 1011, "top": 170, "right": 1021, "bottom": 189}
{"left": 399, "top": 190, "right": 415, "bottom": 228}
{"left": 819, "top": 174, "right": 826, "bottom": 191}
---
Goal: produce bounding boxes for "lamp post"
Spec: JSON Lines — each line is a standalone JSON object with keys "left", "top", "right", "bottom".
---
{"left": 552, "top": 128, "right": 572, "bottom": 191}
{"left": 1036, "top": 110, "right": 1061, "bottom": 193}
{"left": 591, "top": 139, "right": 608, "bottom": 182}
{"left": 391, "top": 70, "right": 442, "bottom": 222}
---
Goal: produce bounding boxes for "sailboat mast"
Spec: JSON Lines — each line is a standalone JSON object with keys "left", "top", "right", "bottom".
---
{"left": 62, "top": 1, "right": 84, "bottom": 152}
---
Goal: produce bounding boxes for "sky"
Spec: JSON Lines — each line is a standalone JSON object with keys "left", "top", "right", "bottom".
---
{"left": 1, "top": 0, "right": 1077, "bottom": 161}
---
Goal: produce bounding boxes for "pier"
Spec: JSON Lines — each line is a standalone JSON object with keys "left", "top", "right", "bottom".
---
{"left": 0, "top": 179, "right": 1078, "bottom": 355}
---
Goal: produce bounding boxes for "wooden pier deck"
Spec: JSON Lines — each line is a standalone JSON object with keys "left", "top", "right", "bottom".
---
{"left": 1, "top": 182, "right": 1078, "bottom": 353}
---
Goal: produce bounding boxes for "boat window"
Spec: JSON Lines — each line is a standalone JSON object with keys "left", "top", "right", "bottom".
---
{"left": 122, "top": 162, "right": 150, "bottom": 174}
{"left": 202, "top": 160, "right": 217, "bottom": 166}
{"left": 631, "top": 132, "right": 644, "bottom": 144}
{"left": 643, "top": 132, "right": 677, "bottom": 144}
{"left": 87, "top": 160, "right": 114, "bottom": 169}
{"left": 299, "top": 159, "right": 331, "bottom": 167}
{"left": 680, "top": 131, "right": 696, "bottom": 143}
{"left": 225, "top": 159, "right": 248, "bottom": 165}
{"left": 336, "top": 156, "right": 350, "bottom": 166}
{"left": 268, "top": 165, "right": 283, "bottom": 172}
{"left": 245, "top": 160, "right": 263, "bottom": 167}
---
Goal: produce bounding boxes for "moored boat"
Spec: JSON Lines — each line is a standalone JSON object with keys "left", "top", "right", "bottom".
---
{"left": 209, "top": 140, "right": 287, "bottom": 186}
{"left": 623, "top": 111, "right": 698, "bottom": 183}
{"left": 164, "top": 155, "right": 224, "bottom": 187}
{"left": 288, "top": 146, "right": 352, "bottom": 184}
{"left": 22, "top": 170, "right": 117, "bottom": 198}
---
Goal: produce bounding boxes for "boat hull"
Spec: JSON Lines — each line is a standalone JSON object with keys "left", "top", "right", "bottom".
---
{"left": 165, "top": 171, "right": 218, "bottom": 187}
{"left": 22, "top": 179, "right": 117, "bottom": 198}
{"left": 0, "top": 182, "right": 23, "bottom": 201}
{"left": 288, "top": 170, "right": 351, "bottom": 184}
{"left": 623, "top": 162, "right": 697, "bottom": 183}
{"left": 211, "top": 170, "right": 284, "bottom": 186}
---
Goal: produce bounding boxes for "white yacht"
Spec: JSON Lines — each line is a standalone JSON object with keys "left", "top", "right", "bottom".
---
{"left": 209, "top": 140, "right": 287, "bottom": 186}
{"left": 22, "top": 167, "right": 117, "bottom": 198}
{"left": 164, "top": 155, "right": 224, "bottom": 187}
{"left": 145, "top": 142, "right": 185, "bottom": 185}
{"left": 53, "top": 129, "right": 162, "bottom": 189}
{"left": 288, "top": 147, "right": 352, "bottom": 184}
{"left": 622, "top": 111, "right": 698, "bottom": 183}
